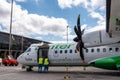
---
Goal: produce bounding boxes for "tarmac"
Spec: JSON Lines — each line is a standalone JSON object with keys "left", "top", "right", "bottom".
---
{"left": 0, "top": 65, "right": 120, "bottom": 80}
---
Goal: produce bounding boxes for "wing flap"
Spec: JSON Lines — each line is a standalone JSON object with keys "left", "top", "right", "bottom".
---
{"left": 106, "top": 0, "right": 120, "bottom": 36}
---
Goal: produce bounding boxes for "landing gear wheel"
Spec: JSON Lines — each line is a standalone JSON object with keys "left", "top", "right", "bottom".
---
{"left": 26, "top": 66, "right": 33, "bottom": 71}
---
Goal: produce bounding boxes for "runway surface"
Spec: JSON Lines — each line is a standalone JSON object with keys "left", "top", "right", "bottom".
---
{"left": 0, "top": 65, "right": 120, "bottom": 80}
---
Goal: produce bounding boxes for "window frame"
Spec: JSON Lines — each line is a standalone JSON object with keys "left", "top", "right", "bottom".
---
{"left": 70, "top": 49, "right": 72, "bottom": 53}
{"left": 60, "top": 50, "right": 62, "bottom": 54}
{"left": 91, "top": 49, "right": 94, "bottom": 52}
{"left": 97, "top": 48, "right": 100, "bottom": 52}
{"left": 55, "top": 50, "right": 58, "bottom": 54}
{"left": 115, "top": 47, "right": 119, "bottom": 52}
{"left": 103, "top": 48, "right": 106, "bottom": 52}
{"left": 109, "top": 48, "right": 113, "bottom": 52}
{"left": 86, "top": 49, "right": 89, "bottom": 53}
{"left": 65, "top": 50, "right": 67, "bottom": 53}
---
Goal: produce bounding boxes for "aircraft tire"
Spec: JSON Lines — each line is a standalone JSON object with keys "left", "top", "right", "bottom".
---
{"left": 26, "top": 66, "right": 33, "bottom": 71}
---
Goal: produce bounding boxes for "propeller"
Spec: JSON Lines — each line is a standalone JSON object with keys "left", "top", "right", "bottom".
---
{"left": 73, "top": 15, "right": 86, "bottom": 64}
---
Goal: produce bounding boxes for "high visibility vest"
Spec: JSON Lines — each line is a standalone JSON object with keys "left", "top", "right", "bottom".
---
{"left": 39, "top": 57, "right": 43, "bottom": 64}
{"left": 44, "top": 58, "right": 49, "bottom": 65}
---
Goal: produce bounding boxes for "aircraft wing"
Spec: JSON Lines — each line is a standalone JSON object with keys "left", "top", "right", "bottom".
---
{"left": 106, "top": 0, "right": 120, "bottom": 37}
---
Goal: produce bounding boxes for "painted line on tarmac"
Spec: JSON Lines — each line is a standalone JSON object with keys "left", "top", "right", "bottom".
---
{"left": 0, "top": 73, "right": 16, "bottom": 77}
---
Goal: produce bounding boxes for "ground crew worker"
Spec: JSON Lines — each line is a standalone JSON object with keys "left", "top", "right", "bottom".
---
{"left": 38, "top": 57, "right": 44, "bottom": 72}
{"left": 44, "top": 58, "right": 49, "bottom": 72}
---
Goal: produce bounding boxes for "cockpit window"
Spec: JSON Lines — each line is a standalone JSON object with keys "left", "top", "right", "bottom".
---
{"left": 25, "top": 48, "right": 31, "bottom": 52}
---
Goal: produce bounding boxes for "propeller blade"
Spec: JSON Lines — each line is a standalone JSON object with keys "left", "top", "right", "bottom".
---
{"left": 74, "top": 25, "right": 79, "bottom": 37}
{"left": 77, "top": 15, "right": 82, "bottom": 40}
{"left": 73, "top": 37, "right": 79, "bottom": 42}
{"left": 81, "top": 28, "right": 85, "bottom": 35}
{"left": 79, "top": 42, "right": 85, "bottom": 61}
{"left": 77, "top": 15, "right": 81, "bottom": 32}
{"left": 75, "top": 42, "right": 84, "bottom": 61}
{"left": 76, "top": 42, "right": 80, "bottom": 51}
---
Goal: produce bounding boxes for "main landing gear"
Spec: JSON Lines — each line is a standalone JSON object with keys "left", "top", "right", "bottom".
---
{"left": 26, "top": 66, "right": 33, "bottom": 71}
{"left": 22, "top": 65, "right": 33, "bottom": 71}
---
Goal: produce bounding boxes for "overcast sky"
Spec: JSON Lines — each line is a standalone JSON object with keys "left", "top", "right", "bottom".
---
{"left": 0, "top": 0, "right": 106, "bottom": 43}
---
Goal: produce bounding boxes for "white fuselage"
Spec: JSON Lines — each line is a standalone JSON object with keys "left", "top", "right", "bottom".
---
{"left": 17, "top": 29, "right": 120, "bottom": 66}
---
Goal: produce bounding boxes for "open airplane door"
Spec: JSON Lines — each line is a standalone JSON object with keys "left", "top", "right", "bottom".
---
{"left": 37, "top": 43, "right": 49, "bottom": 63}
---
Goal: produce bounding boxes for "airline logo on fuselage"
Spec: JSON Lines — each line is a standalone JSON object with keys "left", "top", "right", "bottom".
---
{"left": 50, "top": 44, "right": 73, "bottom": 49}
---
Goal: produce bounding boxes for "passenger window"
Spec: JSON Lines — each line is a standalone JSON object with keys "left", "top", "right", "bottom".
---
{"left": 97, "top": 48, "right": 100, "bottom": 52}
{"left": 70, "top": 50, "right": 72, "bottom": 53}
{"left": 75, "top": 50, "right": 77, "bottom": 53}
{"left": 91, "top": 49, "right": 94, "bottom": 52}
{"left": 109, "top": 48, "right": 112, "bottom": 52}
{"left": 60, "top": 50, "right": 62, "bottom": 54}
{"left": 86, "top": 49, "right": 88, "bottom": 53}
{"left": 103, "top": 48, "right": 106, "bottom": 52}
{"left": 65, "top": 50, "right": 67, "bottom": 53}
{"left": 115, "top": 48, "right": 119, "bottom": 52}
{"left": 55, "top": 50, "right": 57, "bottom": 54}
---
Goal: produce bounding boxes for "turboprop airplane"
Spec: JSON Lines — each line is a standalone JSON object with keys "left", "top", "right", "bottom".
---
{"left": 17, "top": 0, "right": 120, "bottom": 71}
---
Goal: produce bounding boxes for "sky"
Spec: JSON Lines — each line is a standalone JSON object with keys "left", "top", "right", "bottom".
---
{"left": 0, "top": 0, "right": 106, "bottom": 43}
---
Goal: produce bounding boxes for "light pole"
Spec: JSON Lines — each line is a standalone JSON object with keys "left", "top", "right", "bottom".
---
{"left": 65, "top": 26, "right": 70, "bottom": 80}
{"left": 67, "top": 26, "right": 68, "bottom": 43}
{"left": 21, "top": 35, "right": 24, "bottom": 53}
{"left": 9, "top": 0, "right": 13, "bottom": 55}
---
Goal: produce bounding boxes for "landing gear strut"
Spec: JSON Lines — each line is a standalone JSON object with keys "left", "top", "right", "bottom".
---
{"left": 26, "top": 66, "right": 33, "bottom": 71}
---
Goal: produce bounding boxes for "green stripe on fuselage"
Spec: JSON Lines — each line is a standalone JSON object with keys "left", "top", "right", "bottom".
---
{"left": 50, "top": 44, "right": 73, "bottom": 49}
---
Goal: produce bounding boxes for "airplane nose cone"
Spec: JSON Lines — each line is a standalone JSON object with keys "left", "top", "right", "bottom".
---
{"left": 17, "top": 56, "right": 20, "bottom": 62}
{"left": 17, "top": 55, "right": 23, "bottom": 64}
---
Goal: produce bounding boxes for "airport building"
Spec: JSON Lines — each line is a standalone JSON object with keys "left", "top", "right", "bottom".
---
{"left": 0, "top": 31, "right": 49, "bottom": 59}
